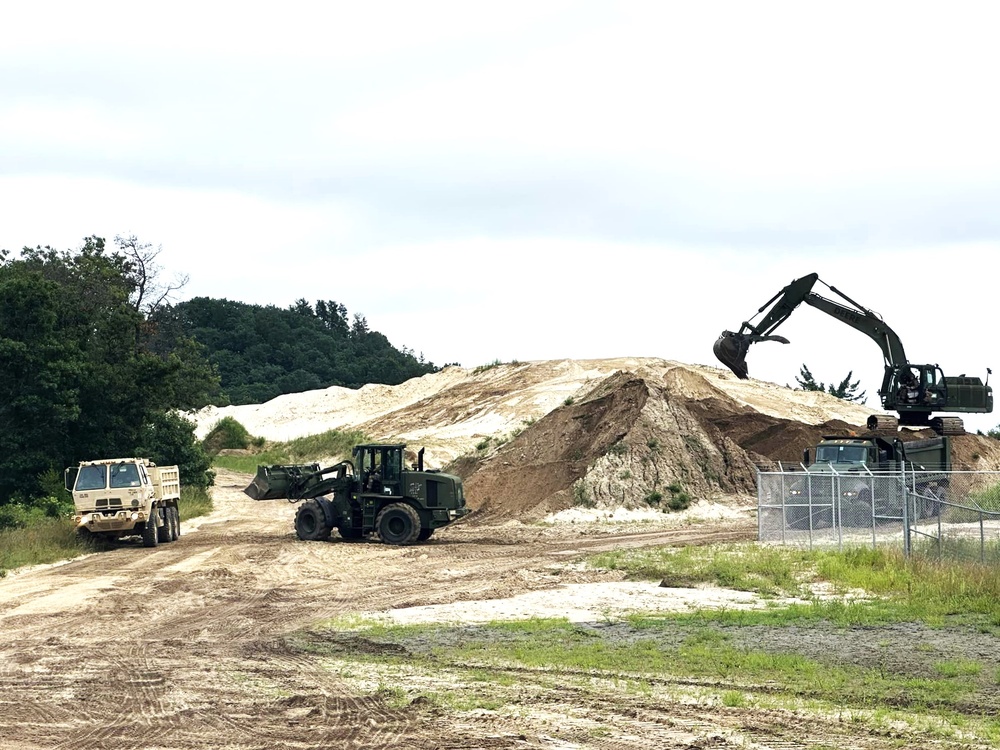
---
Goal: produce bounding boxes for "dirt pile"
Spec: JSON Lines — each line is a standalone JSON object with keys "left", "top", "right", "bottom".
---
{"left": 187, "top": 358, "right": 1000, "bottom": 522}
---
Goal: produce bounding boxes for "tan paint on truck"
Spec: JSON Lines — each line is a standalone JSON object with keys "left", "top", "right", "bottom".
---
{"left": 69, "top": 458, "right": 181, "bottom": 544}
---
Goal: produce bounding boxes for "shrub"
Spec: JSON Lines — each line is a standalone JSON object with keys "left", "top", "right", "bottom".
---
{"left": 202, "top": 417, "right": 262, "bottom": 455}
{"left": 666, "top": 482, "right": 692, "bottom": 511}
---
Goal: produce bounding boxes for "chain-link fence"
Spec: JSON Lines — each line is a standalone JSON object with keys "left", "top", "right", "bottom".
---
{"left": 758, "top": 467, "right": 1000, "bottom": 561}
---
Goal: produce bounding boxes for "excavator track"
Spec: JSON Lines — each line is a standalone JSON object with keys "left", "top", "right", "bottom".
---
{"left": 930, "top": 416, "right": 965, "bottom": 436}
{"left": 866, "top": 414, "right": 899, "bottom": 435}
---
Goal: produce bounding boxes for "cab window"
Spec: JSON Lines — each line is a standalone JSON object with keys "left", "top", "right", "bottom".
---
{"left": 76, "top": 465, "right": 108, "bottom": 491}
{"left": 110, "top": 463, "right": 141, "bottom": 488}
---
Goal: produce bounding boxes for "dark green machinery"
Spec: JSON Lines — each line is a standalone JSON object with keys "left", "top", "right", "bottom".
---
{"left": 714, "top": 273, "right": 993, "bottom": 435}
{"left": 245, "top": 443, "right": 469, "bottom": 545}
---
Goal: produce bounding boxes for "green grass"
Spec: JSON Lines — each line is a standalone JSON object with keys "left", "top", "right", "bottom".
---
{"left": 289, "top": 614, "right": 995, "bottom": 742}
{"left": 178, "top": 486, "right": 213, "bottom": 522}
{"left": 586, "top": 542, "right": 1000, "bottom": 628}
{"left": 588, "top": 542, "right": 807, "bottom": 596}
{"left": 210, "top": 428, "right": 368, "bottom": 473}
{"left": 0, "top": 517, "right": 89, "bottom": 576}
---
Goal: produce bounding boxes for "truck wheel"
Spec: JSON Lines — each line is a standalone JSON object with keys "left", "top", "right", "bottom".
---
{"left": 295, "top": 499, "right": 333, "bottom": 541}
{"left": 157, "top": 507, "right": 171, "bottom": 543}
{"left": 142, "top": 512, "right": 160, "bottom": 548}
{"left": 165, "top": 506, "right": 177, "bottom": 541}
{"left": 417, "top": 528, "right": 434, "bottom": 542}
{"left": 170, "top": 506, "right": 181, "bottom": 540}
{"left": 375, "top": 503, "right": 421, "bottom": 545}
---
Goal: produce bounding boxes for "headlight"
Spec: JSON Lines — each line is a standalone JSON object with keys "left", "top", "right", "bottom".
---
{"left": 788, "top": 489, "right": 802, "bottom": 496}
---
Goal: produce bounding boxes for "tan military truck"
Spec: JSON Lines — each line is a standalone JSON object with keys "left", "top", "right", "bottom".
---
{"left": 66, "top": 458, "right": 181, "bottom": 547}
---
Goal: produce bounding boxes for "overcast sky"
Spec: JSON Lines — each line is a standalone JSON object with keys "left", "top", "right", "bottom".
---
{"left": 3, "top": 1, "right": 999, "bottom": 431}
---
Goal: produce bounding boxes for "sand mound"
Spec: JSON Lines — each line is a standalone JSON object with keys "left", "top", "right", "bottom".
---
{"left": 186, "top": 358, "right": 1000, "bottom": 522}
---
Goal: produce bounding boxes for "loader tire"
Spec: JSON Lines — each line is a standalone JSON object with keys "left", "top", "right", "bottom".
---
{"left": 142, "top": 511, "right": 160, "bottom": 548}
{"left": 295, "top": 499, "right": 333, "bottom": 542}
{"left": 375, "top": 503, "right": 421, "bottom": 546}
{"left": 417, "top": 527, "right": 434, "bottom": 542}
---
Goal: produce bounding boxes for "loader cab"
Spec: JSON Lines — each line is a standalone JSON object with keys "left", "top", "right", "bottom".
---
{"left": 354, "top": 444, "right": 403, "bottom": 496}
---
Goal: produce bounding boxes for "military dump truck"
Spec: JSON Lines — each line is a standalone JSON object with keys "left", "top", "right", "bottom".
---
{"left": 784, "top": 434, "right": 950, "bottom": 529}
{"left": 66, "top": 458, "right": 181, "bottom": 547}
{"left": 245, "top": 443, "right": 469, "bottom": 545}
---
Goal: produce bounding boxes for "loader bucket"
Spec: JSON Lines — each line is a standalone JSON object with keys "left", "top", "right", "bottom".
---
{"left": 713, "top": 331, "right": 751, "bottom": 380}
{"left": 244, "top": 463, "right": 320, "bottom": 501}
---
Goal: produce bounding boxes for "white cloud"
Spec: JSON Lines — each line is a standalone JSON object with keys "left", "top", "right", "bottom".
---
{"left": 1, "top": 1, "right": 998, "bottom": 430}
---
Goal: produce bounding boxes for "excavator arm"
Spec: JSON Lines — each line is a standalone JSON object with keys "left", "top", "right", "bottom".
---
{"left": 714, "top": 273, "right": 907, "bottom": 382}
{"left": 714, "top": 272, "right": 993, "bottom": 434}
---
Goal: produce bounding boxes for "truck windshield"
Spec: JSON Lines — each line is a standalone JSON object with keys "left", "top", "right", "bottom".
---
{"left": 76, "top": 465, "right": 107, "bottom": 491}
{"left": 815, "top": 446, "right": 868, "bottom": 464}
{"left": 110, "top": 463, "right": 141, "bottom": 488}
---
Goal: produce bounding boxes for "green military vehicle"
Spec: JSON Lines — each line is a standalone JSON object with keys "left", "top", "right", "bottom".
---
{"left": 784, "top": 434, "right": 950, "bottom": 529}
{"left": 245, "top": 443, "right": 469, "bottom": 545}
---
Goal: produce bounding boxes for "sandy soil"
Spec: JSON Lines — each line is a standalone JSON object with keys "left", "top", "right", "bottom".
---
{"left": 1, "top": 470, "right": 996, "bottom": 749}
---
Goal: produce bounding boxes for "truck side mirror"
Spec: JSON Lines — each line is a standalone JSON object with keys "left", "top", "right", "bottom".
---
{"left": 64, "top": 467, "right": 78, "bottom": 491}
{"left": 802, "top": 449, "right": 810, "bottom": 464}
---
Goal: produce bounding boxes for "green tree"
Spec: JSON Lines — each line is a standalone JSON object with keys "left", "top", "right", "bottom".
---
{"left": 793, "top": 364, "right": 867, "bottom": 403}
{"left": 175, "top": 297, "right": 438, "bottom": 405}
{"left": 0, "top": 237, "right": 219, "bottom": 503}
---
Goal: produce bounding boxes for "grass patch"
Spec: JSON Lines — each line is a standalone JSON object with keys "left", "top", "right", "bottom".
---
{"left": 210, "top": 428, "right": 368, "bottom": 473}
{"left": 588, "top": 543, "right": 807, "bottom": 596}
{"left": 0, "top": 516, "right": 89, "bottom": 576}
{"left": 178, "top": 486, "right": 214, "bottom": 522}
{"left": 587, "top": 542, "right": 1000, "bottom": 628}
{"left": 291, "top": 615, "right": 988, "bottom": 735}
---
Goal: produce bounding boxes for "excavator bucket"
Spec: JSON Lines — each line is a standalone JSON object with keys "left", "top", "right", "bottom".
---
{"left": 713, "top": 331, "right": 791, "bottom": 380}
{"left": 713, "top": 332, "right": 752, "bottom": 380}
{"left": 244, "top": 463, "right": 320, "bottom": 501}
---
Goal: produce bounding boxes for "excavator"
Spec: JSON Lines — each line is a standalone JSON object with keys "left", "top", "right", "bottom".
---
{"left": 713, "top": 273, "right": 992, "bottom": 435}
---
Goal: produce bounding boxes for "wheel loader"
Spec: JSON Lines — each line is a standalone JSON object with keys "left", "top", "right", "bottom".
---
{"left": 244, "top": 443, "right": 469, "bottom": 545}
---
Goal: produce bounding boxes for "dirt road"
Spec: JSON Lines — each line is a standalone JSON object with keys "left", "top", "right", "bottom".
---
{"left": 0, "top": 472, "right": 992, "bottom": 749}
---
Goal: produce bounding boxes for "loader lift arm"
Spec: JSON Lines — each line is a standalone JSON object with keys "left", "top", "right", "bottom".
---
{"left": 713, "top": 273, "right": 992, "bottom": 434}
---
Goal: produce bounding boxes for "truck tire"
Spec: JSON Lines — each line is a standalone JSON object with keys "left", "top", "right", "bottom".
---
{"left": 157, "top": 507, "right": 171, "bottom": 543}
{"left": 417, "top": 527, "right": 434, "bottom": 541}
{"left": 170, "top": 506, "right": 181, "bottom": 540}
{"left": 142, "top": 511, "right": 159, "bottom": 548}
{"left": 295, "top": 499, "right": 333, "bottom": 541}
{"left": 376, "top": 503, "right": 421, "bottom": 545}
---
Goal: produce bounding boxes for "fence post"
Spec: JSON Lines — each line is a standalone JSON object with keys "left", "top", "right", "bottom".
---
{"left": 901, "top": 463, "right": 910, "bottom": 558}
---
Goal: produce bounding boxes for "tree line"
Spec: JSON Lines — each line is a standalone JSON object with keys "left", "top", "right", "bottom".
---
{"left": 173, "top": 296, "right": 437, "bottom": 406}
{"left": 0, "top": 236, "right": 441, "bottom": 509}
